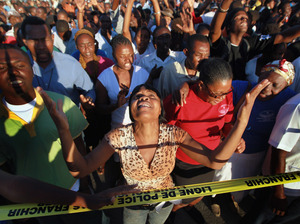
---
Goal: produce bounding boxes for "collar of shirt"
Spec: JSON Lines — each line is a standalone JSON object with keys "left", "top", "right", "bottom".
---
{"left": 0, "top": 89, "right": 44, "bottom": 137}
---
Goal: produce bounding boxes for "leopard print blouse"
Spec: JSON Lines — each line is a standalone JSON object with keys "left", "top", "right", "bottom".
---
{"left": 105, "top": 123, "right": 187, "bottom": 190}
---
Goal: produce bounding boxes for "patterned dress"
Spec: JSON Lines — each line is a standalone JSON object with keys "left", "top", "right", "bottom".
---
{"left": 105, "top": 123, "right": 187, "bottom": 190}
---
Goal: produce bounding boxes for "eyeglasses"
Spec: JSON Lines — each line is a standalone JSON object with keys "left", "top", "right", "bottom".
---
{"left": 204, "top": 83, "right": 233, "bottom": 98}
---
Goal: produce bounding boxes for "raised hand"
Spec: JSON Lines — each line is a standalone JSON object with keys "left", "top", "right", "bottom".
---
{"left": 235, "top": 138, "right": 245, "bottom": 153}
{"left": 176, "top": 8, "right": 196, "bottom": 35}
{"left": 186, "top": 0, "right": 195, "bottom": 11}
{"left": 117, "top": 84, "right": 130, "bottom": 108}
{"left": 172, "top": 82, "right": 189, "bottom": 106}
{"left": 37, "top": 87, "right": 69, "bottom": 131}
{"left": 80, "top": 94, "right": 95, "bottom": 111}
{"left": 74, "top": 0, "right": 85, "bottom": 12}
{"left": 236, "top": 79, "right": 270, "bottom": 124}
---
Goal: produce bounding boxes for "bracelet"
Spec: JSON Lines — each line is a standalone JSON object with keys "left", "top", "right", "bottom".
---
{"left": 218, "top": 6, "right": 229, "bottom": 13}
{"left": 78, "top": 11, "right": 84, "bottom": 14}
{"left": 153, "top": 11, "right": 161, "bottom": 15}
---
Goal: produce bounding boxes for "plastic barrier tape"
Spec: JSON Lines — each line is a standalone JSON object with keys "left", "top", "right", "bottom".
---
{"left": 1, "top": 172, "right": 300, "bottom": 221}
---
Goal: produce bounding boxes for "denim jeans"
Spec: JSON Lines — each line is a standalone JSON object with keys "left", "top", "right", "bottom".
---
{"left": 123, "top": 203, "right": 173, "bottom": 224}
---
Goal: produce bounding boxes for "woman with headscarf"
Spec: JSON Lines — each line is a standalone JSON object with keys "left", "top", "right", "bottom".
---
{"left": 74, "top": 28, "right": 114, "bottom": 84}
{"left": 212, "top": 59, "right": 297, "bottom": 216}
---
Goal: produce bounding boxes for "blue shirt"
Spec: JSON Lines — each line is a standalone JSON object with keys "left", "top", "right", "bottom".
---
{"left": 232, "top": 81, "right": 296, "bottom": 154}
{"left": 29, "top": 51, "right": 95, "bottom": 106}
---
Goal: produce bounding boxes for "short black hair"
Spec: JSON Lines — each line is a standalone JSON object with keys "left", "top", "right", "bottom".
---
{"left": 21, "top": 16, "right": 51, "bottom": 39}
{"left": 57, "top": 9, "right": 69, "bottom": 18}
{"left": 56, "top": 20, "right": 69, "bottom": 32}
{"left": 0, "top": 44, "right": 31, "bottom": 63}
{"left": 198, "top": 58, "right": 233, "bottom": 85}
{"left": 111, "top": 34, "right": 132, "bottom": 55}
{"left": 37, "top": 6, "right": 47, "bottom": 14}
{"left": 128, "top": 84, "right": 165, "bottom": 123}
{"left": 223, "top": 7, "right": 247, "bottom": 32}
{"left": 134, "top": 26, "right": 151, "bottom": 41}
{"left": 186, "top": 34, "right": 209, "bottom": 51}
{"left": 196, "top": 23, "right": 211, "bottom": 34}
{"left": 152, "top": 26, "right": 170, "bottom": 44}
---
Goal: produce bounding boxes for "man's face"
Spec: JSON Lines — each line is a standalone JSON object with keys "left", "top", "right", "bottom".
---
{"left": 104, "top": 3, "right": 111, "bottom": 13}
{"left": 9, "top": 16, "right": 22, "bottom": 27}
{"left": 29, "top": 7, "right": 37, "bottom": 16}
{"left": 36, "top": 8, "right": 47, "bottom": 21}
{"left": 185, "top": 40, "right": 210, "bottom": 70}
{"left": 154, "top": 27, "right": 171, "bottom": 54}
{"left": 231, "top": 11, "right": 249, "bottom": 34}
{"left": 0, "top": 48, "right": 35, "bottom": 104}
{"left": 57, "top": 13, "right": 69, "bottom": 22}
{"left": 23, "top": 24, "right": 53, "bottom": 67}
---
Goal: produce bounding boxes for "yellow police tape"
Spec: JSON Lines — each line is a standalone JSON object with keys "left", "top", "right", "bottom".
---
{"left": 1, "top": 172, "right": 300, "bottom": 221}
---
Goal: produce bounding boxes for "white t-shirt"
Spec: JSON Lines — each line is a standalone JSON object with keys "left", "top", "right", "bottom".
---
{"left": 3, "top": 98, "right": 36, "bottom": 123}
{"left": 268, "top": 94, "right": 300, "bottom": 196}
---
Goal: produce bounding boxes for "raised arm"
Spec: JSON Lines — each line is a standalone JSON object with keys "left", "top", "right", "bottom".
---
{"left": 151, "top": 0, "right": 161, "bottom": 26}
{"left": 209, "top": 0, "right": 233, "bottom": 43}
{"left": 197, "top": 0, "right": 212, "bottom": 15}
{"left": 176, "top": 7, "right": 196, "bottom": 35}
{"left": 274, "top": 25, "right": 300, "bottom": 45}
{"left": 38, "top": 87, "right": 115, "bottom": 178}
{"left": 75, "top": 0, "right": 85, "bottom": 29}
{"left": 179, "top": 79, "right": 270, "bottom": 169}
{"left": 122, "top": 0, "right": 135, "bottom": 42}
{"left": 91, "top": 0, "right": 105, "bottom": 14}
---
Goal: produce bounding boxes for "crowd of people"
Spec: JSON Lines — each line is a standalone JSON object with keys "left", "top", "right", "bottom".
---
{"left": 0, "top": 0, "right": 299, "bottom": 223}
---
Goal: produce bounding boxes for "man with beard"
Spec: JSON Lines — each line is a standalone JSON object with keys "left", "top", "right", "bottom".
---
{"left": 21, "top": 16, "right": 95, "bottom": 107}
{"left": 0, "top": 44, "right": 136, "bottom": 223}
{"left": 138, "top": 26, "right": 186, "bottom": 88}
{"left": 95, "top": 15, "right": 117, "bottom": 61}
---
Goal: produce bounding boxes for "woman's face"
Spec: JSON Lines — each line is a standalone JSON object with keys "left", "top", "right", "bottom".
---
{"left": 135, "top": 29, "right": 150, "bottom": 52}
{"left": 130, "top": 86, "right": 161, "bottom": 122}
{"left": 199, "top": 79, "right": 232, "bottom": 105}
{"left": 113, "top": 44, "right": 134, "bottom": 71}
{"left": 76, "top": 34, "right": 95, "bottom": 61}
{"left": 258, "top": 71, "right": 288, "bottom": 100}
